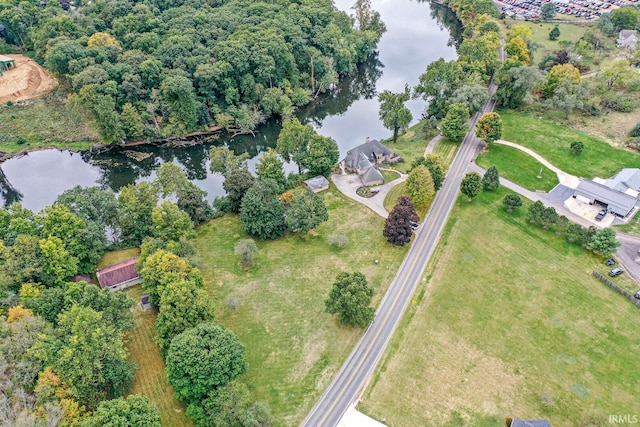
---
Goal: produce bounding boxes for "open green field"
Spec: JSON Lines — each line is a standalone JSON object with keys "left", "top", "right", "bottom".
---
{"left": 382, "top": 120, "right": 436, "bottom": 173}
{"left": 505, "top": 20, "right": 591, "bottom": 64}
{"left": 125, "top": 285, "right": 193, "bottom": 427}
{"left": 360, "top": 187, "right": 640, "bottom": 426}
{"left": 476, "top": 143, "right": 559, "bottom": 192}
{"left": 0, "top": 95, "right": 98, "bottom": 154}
{"left": 500, "top": 111, "right": 640, "bottom": 178}
{"left": 194, "top": 186, "right": 408, "bottom": 425}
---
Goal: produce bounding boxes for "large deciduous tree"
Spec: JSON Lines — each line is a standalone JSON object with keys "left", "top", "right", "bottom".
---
{"left": 34, "top": 305, "right": 135, "bottom": 409}
{"left": 276, "top": 119, "right": 314, "bottom": 174}
{"left": 475, "top": 112, "right": 503, "bottom": 145}
{"left": 186, "top": 380, "right": 273, "bottom": 427}
{"left": 139, "top": 250, "right": 203, "bottom": 306}
{"left": 378, "top": 85, "right": 412, "bottom": 142}
{"left": 541, "top": 3, "right": 557, "bottom": 20}
{"left": 39, "top": 236, "right": 79, "bottom": 288}
{"left": 118, "top": 182, "right": 159, "bottom": 245}
{"left": 450, "top": 84, "right": 489, "bottom": 115}
{"left": 587, "top": 228, "right": 620, "bottom": 257}
{"left": 223, "top": 168, "right": 256, "bottom": 214}
{"left": 440, "top": 103, "right": 470, "bottom": 142}
{"left": 460, "top": 172, "right": 482, "bottom": 200}
{"left": 239, "top": 180, "right": 286, "bottom": 240}
{"left": 285, "top": 190, "right": 329, "bottom": 233}
{"left": 256, "top": 148, "right": 286, "bottom": 191}
{"left": 167, "top": 322, "right": 247, "bottom": 404}
{"left": 383, "top": 196, "right": 419, "bottom": 246}
{"left": 302, "top": 134, "right": 340, "bottom": 177}
{"left": 209, "top": 147, "right": 250, "bottom": 177}
{"left": 155, "top": 279, "right": 215, "bottom": 357}
{"left": 325, "top": 271, "right": 375, "bottom": 328}
{"left": 412, "top": 154, "right": 446, "bottom": 191}
{"left": 405, "top": 165, "right": 435, "bottom": 209}
{"left": 81, "top": 395, "right": 161, "bottom": 427}
{"left": 151, "top": 201, "right": 196, "bottom": 243}
{"left": 495, "top": 66, "right": 545, "bottom": 109}
{"left": 414, "top": 58, "right": 465, "bottom": 118}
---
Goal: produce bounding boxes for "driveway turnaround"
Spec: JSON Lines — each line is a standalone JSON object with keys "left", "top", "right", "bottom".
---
{"left": 331, "top": 171, "right": 407, "bottom": 219}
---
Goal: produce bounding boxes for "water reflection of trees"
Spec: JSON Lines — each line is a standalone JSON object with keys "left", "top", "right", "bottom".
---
{"left": 80, "top": 52, "right": 384, "bottom": 192}
{"left": 428, "top": 1, "right": 464, "bottom": 49}
{"left": 0, "top": 167, "right": 23, "bottom": 206}
{"left": 300, "top": 54, "right": 383, "bottom": 128}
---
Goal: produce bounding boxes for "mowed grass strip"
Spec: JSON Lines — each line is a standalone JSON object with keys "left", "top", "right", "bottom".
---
{"left": 500, "top": 111, "right": 640, "bottom": 178}
{"left": 0, "top": 95, "right": 98, "bottom": 152}
{"left": 360, "top": 187, "right": 640, "bottom": 426}
{"left": 477, "top": 143, "right": 559, "bottom": 192}
{"left": 125, "top": 286, "right": 193, "bottom": 427}
{"left": 195, "top": 187, "right": 408, "bottom": 426}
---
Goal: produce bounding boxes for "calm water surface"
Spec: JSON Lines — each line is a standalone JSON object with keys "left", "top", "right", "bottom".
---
{"left": 0, "top": 0, "right": 459, "bottom": 211}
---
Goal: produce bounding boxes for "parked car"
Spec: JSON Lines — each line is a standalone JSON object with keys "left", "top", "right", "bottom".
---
{"left": 595, "top": 209, "right": 607, "bottom": 221}
{"left": 410, "top": 221, "right": 420, "bottom": 232}
{"left": 606, "top": 258, "right": 616, "bottom": 266}
{"left": 609, "top": 267, "right": 624, "bottom": 277}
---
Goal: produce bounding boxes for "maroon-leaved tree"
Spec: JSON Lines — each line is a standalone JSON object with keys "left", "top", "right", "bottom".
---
{"left": 383, "top": 196, "right": 419, "bottom": 246}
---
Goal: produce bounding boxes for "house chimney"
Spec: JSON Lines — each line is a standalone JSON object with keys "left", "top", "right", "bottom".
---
{"left": 366, "top": 136, "right": 370, "bottom": 143}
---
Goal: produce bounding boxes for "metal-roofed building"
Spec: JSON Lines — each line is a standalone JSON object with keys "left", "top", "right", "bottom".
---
{"left": 604, "top": 168, "right": 640, "bottom": 197}
{"left": 573, "top": 179, "right": 637, "bottom": 217}
{"left": 304, "top": 176, "right": 330, "bottom": 193}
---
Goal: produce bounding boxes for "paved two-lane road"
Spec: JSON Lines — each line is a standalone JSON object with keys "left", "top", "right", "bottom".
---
{"left": 302, "top": 65, "right": 502, "bottom": 426}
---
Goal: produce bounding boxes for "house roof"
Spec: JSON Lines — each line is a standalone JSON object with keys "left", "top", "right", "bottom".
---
{"left": 575, "top": 179, "right": 637, "bottom": 214}
{"left": 605, "top": 168, "right": 640, "bottom": 193}
{"left": 96, "top": 258, "right": 139, "bottom": 289}
{"left": 361, "top": 166, "right": 384, "bottom": 185}
{"left": 619, "top": 29, "right": 638, "bottom": 40}
{"left": 342, "top": 139, "right": 392, "bottom": 167}
{"left": 304, "top": 175, "right": 329, "bottom": 191}
{"left": 511, "top": 419, "right": 553, "bottom": 427}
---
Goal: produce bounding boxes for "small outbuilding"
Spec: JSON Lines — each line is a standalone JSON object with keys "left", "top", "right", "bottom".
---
{"left": 304, "top": 175, "right": 330, "bottom": 193}
{"left": 140, "top": 294, "right": 152, "bottom": 311}
{"left": 96, "top": 258, "right": 141, "bottom": 292}
{"left": 617, "top": 29, "right": 638, "bottom": 50}
{"left": 0, "top": 55, "right": 16, "bottom": 76}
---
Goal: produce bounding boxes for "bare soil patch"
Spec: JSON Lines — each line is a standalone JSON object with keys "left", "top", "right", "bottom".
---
{"left": 0, "top": 55, "right": 56, "bottom": 104}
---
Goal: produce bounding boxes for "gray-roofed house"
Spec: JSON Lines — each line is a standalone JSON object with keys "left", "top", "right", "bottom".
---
{"left": 304, "top": 175, "right": 330, "bottom": 193}
{"left": 510, "top": 419, "right": 553, "bottom": 427}
{"left": 96, "top": 258, "right": 141, "bottom": 292}
{"left": 605, "top": 168, "right": 640, "bottom": 196}
{"left": 573, "top": 179, "right": 637, "bottom": 217}
{"left": 339, "top": 138, "right": 399, "bottom": 186}
{"left": 617, "top": 29, "right": 638, "bottom": 49}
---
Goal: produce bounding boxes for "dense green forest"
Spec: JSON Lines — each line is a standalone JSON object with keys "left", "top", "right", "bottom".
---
{"left": 0, "top": 0, "right": 384, "bottom": 142}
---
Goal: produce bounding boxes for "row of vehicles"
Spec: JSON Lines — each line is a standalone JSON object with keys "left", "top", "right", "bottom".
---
{"left": 498, "top": 0, "right": 638, "bottom": 20}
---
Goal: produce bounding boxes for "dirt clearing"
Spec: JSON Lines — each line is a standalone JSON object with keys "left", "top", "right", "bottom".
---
{"left": 0, "top": 54, "right": 56, "bottom": 104}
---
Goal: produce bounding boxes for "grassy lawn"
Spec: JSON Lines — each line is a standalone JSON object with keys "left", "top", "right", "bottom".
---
{"left": 382, "top": 120, "right": 436, "bottom": 173}
{"left": 433, "top": 137, "right": 460, "bottom": 170}
{"left": 379, "top": 168, "right": 400, "bottom": 183}
{"left": 500, "top": 111, "right": 640, "bottom": 178}
{"left": 360, "top": 187, "right": 640, "bottom": 426}
{"left": 476, "top": 143, "right": 559, "bottom": 192}
{"left": 0, "top": 95, "right": 98, "bottom": 153}
{"left": 382, "top": 181, "right": 429, "bottom": 220}
{"left": 97, "top": 248, "right": 140, "bottom": 268}
{"left": 505, "top": 20, "right": 591, "bottom": 64}
{"left": 194, "top": 186, "right": 408, "bottom": 426}
{"left": 125, "top": 285, "right": 193, "bottom": 427}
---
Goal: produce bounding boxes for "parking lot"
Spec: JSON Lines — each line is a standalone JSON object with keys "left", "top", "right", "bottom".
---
{"left": 564, "top": 197, "right": 617, "bottom": 226}
{"left": 497, "top": 0, "right": 639, "bottom": 21}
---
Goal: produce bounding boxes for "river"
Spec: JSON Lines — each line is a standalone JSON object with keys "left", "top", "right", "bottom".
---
{"left": 0, "top": 0, "right": 460, "bottom": 212}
